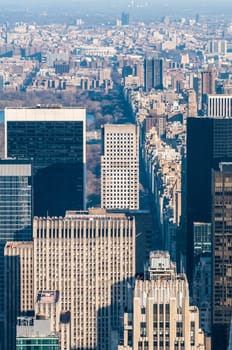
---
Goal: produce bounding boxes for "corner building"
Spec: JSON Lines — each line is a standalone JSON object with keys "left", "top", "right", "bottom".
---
{"left": 34, "top": 209, "right": 135, "bottom": 350}
{"left": 5, "top": 107, "right": 86, "bottom": 217}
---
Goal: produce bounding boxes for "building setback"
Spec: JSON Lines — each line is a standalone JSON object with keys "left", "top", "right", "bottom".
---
{"left": 5, "top": 107, "right": 86, "bottom": 217}
{"left": 118, "top": 251, "right": 205, "bottom": 350}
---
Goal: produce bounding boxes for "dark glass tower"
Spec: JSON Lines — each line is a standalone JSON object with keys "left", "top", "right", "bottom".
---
{"left": 144, "top": 58, "right": 163, "bottom": 92}
{"left": 0, "top": 159, "right": 32, "bottom": 350}
{"left": 186, "top": 117, "right": 232, "bottom": 282}
{"left": 212, "top": 163, "right": 232, "bottom": 350}
{"left": 5, "top": 107, "right": 86, "bottom": 217}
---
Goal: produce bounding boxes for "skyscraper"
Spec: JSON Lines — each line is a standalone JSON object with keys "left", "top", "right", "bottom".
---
{"left": 144, "top": 57, "right": 163, "bottom": 92}
{"left": 101, "top": 124, "right": 139, "bottom": 210}
{"left": 0, "top": 160, "right": 32, "bottom": 350}
{"left": 34, "top": 209, "right": 135, "bottom": 350}
{"left": 4, "top": 241, "right": 34, "bottom": 350}
{"left": 212, "top": 163, "right": 232, "bottom": 350}
{"left": 186, "top": 117, "right": 232, "bottom": 282}
{"left": 4, "top": 209, "right": 135, "bottom": 350}
{"left": 5, "top": 106, "right": 86, "bottom": 217}
{"left": 200, "top": 68, "right": 216, "bottom": 110}
{"left": 118, "top": 251, "right": 205, "bottom": 350}
{"left": 121, "top": 12, "right": 129, "bottom": 25}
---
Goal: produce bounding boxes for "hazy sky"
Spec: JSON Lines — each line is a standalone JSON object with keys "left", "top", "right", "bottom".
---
{"left": 1, "top": 0, "right": 231, "bottom": 6}
{"left": 0, "top": 0, "right": 231, "bottom": 17}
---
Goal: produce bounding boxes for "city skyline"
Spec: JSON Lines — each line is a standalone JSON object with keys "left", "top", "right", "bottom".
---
{"left": 0, "top": 2, "right": 232, "bottom": 349}
{"left": 0, "top": 0, "right": 231, "bottom": 15}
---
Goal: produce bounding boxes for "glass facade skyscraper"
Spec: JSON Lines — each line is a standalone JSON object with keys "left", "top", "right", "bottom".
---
{"left": 5, "top": 107, "right": 86, "bottom": 217}
{"left": 212, "top": 163, "right": 232, "bottom": 350}
{"left": 186, "top": 117, "right": 232, "bottom": 282}
{"left": 0, "top": 160, "right": 32, "bottom": 350}
{"left": 193, "top": 222, "right": 212, "bottom": 259}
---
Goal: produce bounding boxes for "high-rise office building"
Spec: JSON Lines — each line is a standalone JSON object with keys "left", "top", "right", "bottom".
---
{"left": 144, "top": 58, "right": 163, "bottom": 91}
{"left": 118, "top": 251, "right": 205, "bottom": 350}
{"left": 0, "top": 160, "right": 32, "bottom": 350}
{"left": 193, "top": 222, "right": 212, "bottom": 260}
{"left": 200, "top": 69, "right": 216, "bottom": 110}
{"left": 4, "top": 240, "right": 70, "bottom": 350}
{"left": 4, "top": 241, "right": 34, "bottom": 350}
{"left": 186, "top": 117, "right": 232, "bottom": 282}
{"left": 33, "top": 209, "right": 135, "bottom": 350}
{"left": 121, "top": 12, "right": 129, "bottom": 25}
{"left": 101, "top": 124, "right": 139, "bottom": 210}
{"left": 5, "top": 107, "right": 86, "bottom": 217}
{"left": 212, "top": 163, "right": 232, "bottom": 350}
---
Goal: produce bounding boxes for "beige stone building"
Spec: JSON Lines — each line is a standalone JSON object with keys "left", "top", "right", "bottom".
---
{"left": 101, "top": 124, "right": 139, "bottom": 210}
{"left": 4, "top": 209, "right": 135, "bottom": 350}
{"left": 188, "top": 89, "right": 198, "bottom": 117}
{"left": 34, "top": 209, "right": 135, "bottom": 350}
{"left": 118, "top": 251, "right": 205, "bottom": 350}
{"left": 4, "top": 241, "right": 34, "bottom": 350}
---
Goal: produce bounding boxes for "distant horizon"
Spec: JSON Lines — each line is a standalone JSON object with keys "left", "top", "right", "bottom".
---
{"left": 0, "top": 0, "right": 231, "bottom": 25}
{"left": 0, "top": 0, "right": 231, "bottom": 13}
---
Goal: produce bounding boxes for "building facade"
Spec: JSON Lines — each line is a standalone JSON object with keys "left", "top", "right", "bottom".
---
{"left": 33, "top": 209, "right": 135, "bottom": 350}
{"left": 212, "top": 163, "right": 232, "bottom": 350}
{"left": 186, "top": 117, "right": 232, "bottom": 282}
{"left": 5, "top": 106, "right": 86, "bottom": 217}
{"left": 200, "top": 69, "right": 216, "bottom": 110}
{"left": 207, "top": 94, "right": 232, "bottom": 118}
{"left": 144, "top": 58, "right": 163, "bottom": 92}
{"left": 0, "top": 160, "right": 32, "bottom": 350}
{"left": 188, "top": 89, "right": 198, "bottom": 117}
{"left": 4, "top": 241, "right": 34, "bottom": 350}
{"left": 101, "top": 124, "right": 139, "bottom": 210}
{"left": 118, "top": 251, "right": 205, "bottom": 350}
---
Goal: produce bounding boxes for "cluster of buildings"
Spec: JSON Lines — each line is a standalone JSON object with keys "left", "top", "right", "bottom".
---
{"left": 0, "top": 105, "right": 205, "bottom": 350}
{"left": 0, "top": 10, "right": 232, "bottom": 350}
{"left": 0, "top": 13, "right": 231, "bottom": 93}
{"left": 143, "top": 125, "right": 182, "bottom": 261}
{"left": 116, "top": 15, "right": 232, "bottom": 350}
